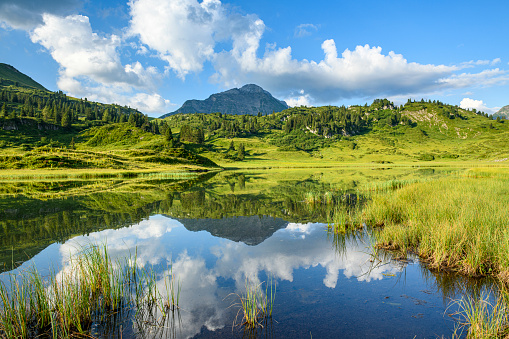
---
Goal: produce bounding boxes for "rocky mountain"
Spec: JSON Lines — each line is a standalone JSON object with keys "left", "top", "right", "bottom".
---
{"left": 160, "top": 84, "right": 288, "bottom": 118}
{"left": 177, "top": 215, "right": 288, "bottom": 246}
{"left": 494, "top": 105, "right": 509, "bottom": 119}
{"left": 0, "top": 63, "right": 47, "bottom": 91}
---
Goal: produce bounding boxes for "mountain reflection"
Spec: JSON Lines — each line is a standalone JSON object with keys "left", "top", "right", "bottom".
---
{"left": 54, "top": 215, "right": 401, "bottom": 338}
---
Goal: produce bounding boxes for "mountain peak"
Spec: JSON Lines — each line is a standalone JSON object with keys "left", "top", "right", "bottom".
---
{"left": 239, "top": 84, "right": 265, "bottom": 93}
{"left": 161, "top": 84, "right": 288, "bottom": 118}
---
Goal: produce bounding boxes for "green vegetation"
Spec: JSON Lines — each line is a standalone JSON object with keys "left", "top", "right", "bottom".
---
{"left": 452, "top": 290, "right": 509, "bottom": 338}
{"left": 0, "top": 68, "right": 218, "bottom": 171}
{"left": 232, "top": 278, "right": 276, "bottom": 329}
{"left": 1, "top": 65, "right": 508, "bottom": 172}
{"left": 363, "top": 171, "right": 509, "bottom": 280}
{"left": 160, "top": 99, "right": 509, "bottom": 168}
{"left": 324, "top": 168, "right": 509, "bottom": 337}
{"left": 0, "top": 64, "right": 46, "bottom": 91}
{"left": 0, "top": 244, "right": 180, "bottom": 338}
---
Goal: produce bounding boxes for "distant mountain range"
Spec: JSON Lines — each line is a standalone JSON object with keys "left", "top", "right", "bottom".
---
{"left": 0, "top": 63, "right": 47, "bottom": 91}
{"left": 494, "top": 105, "right": 509, "bottom": 119}
{"left": 160, "top": 84, "right": 288, "bottom": 118}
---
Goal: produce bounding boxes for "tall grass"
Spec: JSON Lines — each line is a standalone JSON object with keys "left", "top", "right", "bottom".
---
{"left": 233, "top": 278, "right": 276, "bottom": 329}
{"left": 324, "top": 171, "right": 509, "bottom": 336}
{"left": 363, "top": 176, "right": 509, "bottom": 279}
{"left": 0, "top": 245, "right": 181, "bottom": 338}
{"left": 452, "top": 289, "right": 509, "bottom": 338}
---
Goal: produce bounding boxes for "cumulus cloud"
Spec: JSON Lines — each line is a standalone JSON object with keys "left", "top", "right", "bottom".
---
{"left": 128, "top": 0, "right": 224, "bottom": 78}
{"left": 0, "top": 0, "right": 82, "bottom": 30}
{"left": 285, "top": 90, "right": 312, "bottom": 107}
{"left": 460, "top": 98, "right": 500, "bottom": 114}
{"left": 294, "top": 23, "right": 319, "bottom": 38}
{"left": 30, "top": 14, "right": 171, "bottom": 113}
{"left": 213, "top": 39, "right": 465, "bottom": 104}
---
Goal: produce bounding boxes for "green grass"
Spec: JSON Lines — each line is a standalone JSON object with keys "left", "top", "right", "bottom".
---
{"left": 452, "top": 289, "right": 509, "bottom": 338}
{"left": 0, "top": 244, "right": 181, "bottom": 338}
{"left": 362, "top": 171, "right": 509, "bottom": 279}
{"left": 327, "top": 167, "right": 509, "bottom": 335}
{"left": 230, "top": 278, "right": 276, "bottom": 329}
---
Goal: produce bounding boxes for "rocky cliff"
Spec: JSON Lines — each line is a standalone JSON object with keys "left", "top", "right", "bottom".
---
{"left": 160, "top": 84, "right": 288, "bottom": 118}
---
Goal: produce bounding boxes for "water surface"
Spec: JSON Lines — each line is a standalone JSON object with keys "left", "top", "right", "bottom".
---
{"left": 0, "top": 168, "right": 484, "bottom": 337}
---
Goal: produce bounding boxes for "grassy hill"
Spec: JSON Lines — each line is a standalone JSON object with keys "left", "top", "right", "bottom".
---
{"left": 0, "top": 63, "right": 47, "bottom": 91}
{"left": 0, "top": 62, "right": 507, "bottom": 172}
{"left": 162, "top": 99, "right": 509, "bottom": 168}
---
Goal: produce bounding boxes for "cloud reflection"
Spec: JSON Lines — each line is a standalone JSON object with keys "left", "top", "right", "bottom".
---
{"left": 57, "top": 215, "right": 402, "bottom": 337}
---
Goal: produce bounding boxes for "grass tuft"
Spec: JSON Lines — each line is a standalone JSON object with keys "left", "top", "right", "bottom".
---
{"left": 0, "top": 244, "right": 181, "bottom": 338}
{"left": 232, "top": 277, "right": 276, "bottom": 329}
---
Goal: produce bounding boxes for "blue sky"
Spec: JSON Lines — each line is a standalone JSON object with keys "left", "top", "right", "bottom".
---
{"left": 0, "top": 0, "right": 507, "bottom": 117}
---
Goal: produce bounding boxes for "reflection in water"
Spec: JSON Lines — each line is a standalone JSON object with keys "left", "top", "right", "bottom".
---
{"left": 0, "top": 168, "right": 492, "bottom": 337}
{"left": 11, "top": 215, "right": 454, "bottom": 338}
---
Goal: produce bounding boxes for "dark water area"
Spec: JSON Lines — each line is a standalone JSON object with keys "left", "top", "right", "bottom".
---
{"left": 0, "top": 168, "right": 489, "bottom": 338}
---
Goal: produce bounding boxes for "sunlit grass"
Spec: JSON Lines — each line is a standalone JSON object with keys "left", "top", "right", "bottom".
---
{"left": 231, "top": 278, "right": 276, "bottom": 329}
{"left": 363, "top": 174, "right": 509, "bottom": 279}
{"left": 0, "top": 245, "right": 181, "bottom": 338}
{"left": 451, "top": 289, "right": 509, "bottom": 338}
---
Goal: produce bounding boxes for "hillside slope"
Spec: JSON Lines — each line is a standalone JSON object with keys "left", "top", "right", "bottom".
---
{"left": 0, "top": 64, "right": 47, "bottom": 91}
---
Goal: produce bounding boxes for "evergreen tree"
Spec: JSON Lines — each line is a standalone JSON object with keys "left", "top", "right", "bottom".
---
{"left": 102, "top": 108, "right": 110, "bottom": 122}
{"left": 228, "top": 140, "right": 235, "bottom": 151}
{"left": 42, "top": 106, "right": 52, "bottom": 122}
{"left": 237, "top": 143, "right": 245, "bottom": 160}
{"left": 164, "top": 124, "right": 173, "bottom": 142}
{"left": 61, "top": 108, "right": 72, "bottom": 127}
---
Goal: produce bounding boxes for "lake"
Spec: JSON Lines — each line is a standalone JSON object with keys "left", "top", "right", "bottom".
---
{"left": 0, "top": 168, "right": 488, "bottom": 338}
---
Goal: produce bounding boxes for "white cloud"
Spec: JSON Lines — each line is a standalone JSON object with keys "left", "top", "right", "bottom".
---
{"left": 460, "top": 98, "right": 500, "bottom": 114}
{"left": 213, "top": 39, "right": 463, "bottom": 103}
{"left": 459, "top": 59, "right": 491, "bottom": 68}
{"left": 294, "top": 23, "right": 319, "bottom": 38}
{"left": 285, "top": 90, "right": 312, "bottom": 107}
{"left": 439, "top": 68, "right": 509, "bottom": 89}
{"left": 0, "top": 0, "right": 81, "bottom": 30}
{"left": 128, "top": 0, "right": 224, "bottom": 79}
{"left": 29, "top": 14, "right": 171, "bottom": 114}
{"left": 492, "top": 58, "right": 501, "bottom": 65}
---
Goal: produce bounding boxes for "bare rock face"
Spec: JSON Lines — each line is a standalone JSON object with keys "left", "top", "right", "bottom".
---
{"left": 494, "top": 105, "right": 509, "bottom": 119}
{"left": 160, "top": 84, "right": 289, "bottom": 118}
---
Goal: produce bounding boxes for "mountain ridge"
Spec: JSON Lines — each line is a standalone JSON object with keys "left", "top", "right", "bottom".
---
{"left": 0, "top": 63, "right": 47, "bottom": 91}
{"left": 160, "top": 84, "right": 288, "bottom": 118}
{"left": 494, "top": 105, "right": 509, "bottom": 119}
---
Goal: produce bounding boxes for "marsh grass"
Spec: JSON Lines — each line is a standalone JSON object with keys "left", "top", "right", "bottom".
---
{"left": 361, "top": 174, "right": 509, "bottom": 279}
{"left": 232, "top": 278, "right": 276, "bottom": 329}
{"left": 451, "top": 289, "right": 509, "bottom": 338}
{"left": 363, "top": 178, "right": 423, "bottom": 192}
{"left": 0, "top": 245, "right": 181, "bottom": 338}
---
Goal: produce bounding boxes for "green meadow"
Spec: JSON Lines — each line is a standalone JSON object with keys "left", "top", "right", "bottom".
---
{"left": 2, "top": 77, "right": 509, "bottom": 336}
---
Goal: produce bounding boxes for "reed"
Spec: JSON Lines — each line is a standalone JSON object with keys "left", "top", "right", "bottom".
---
{"left": 362, "top": 175, "right": 509, "bottom": 280}
{"left": 233, "top": 278, "right": 276, "bottom": 329}
{"left": 0, "top": 244, "right": 181, "bottom": 338}
{"left": 452, "top": 290, "right": 509, "bottom": 338}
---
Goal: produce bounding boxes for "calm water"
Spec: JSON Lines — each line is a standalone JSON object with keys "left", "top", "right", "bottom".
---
{"left": 0, "top": 168, "right": 484, "bottom": 338}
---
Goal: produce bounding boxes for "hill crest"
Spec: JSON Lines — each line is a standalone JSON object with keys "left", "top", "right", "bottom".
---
{"left": 0, "top": 63, "right": 47, "bottom": 91}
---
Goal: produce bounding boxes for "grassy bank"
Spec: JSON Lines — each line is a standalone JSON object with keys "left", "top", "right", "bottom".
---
{"left": 362, "top": 170, "right": 509, "bottom": 280}
{"left": 324, "top": 168, "right": 509, "bottom": 337}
